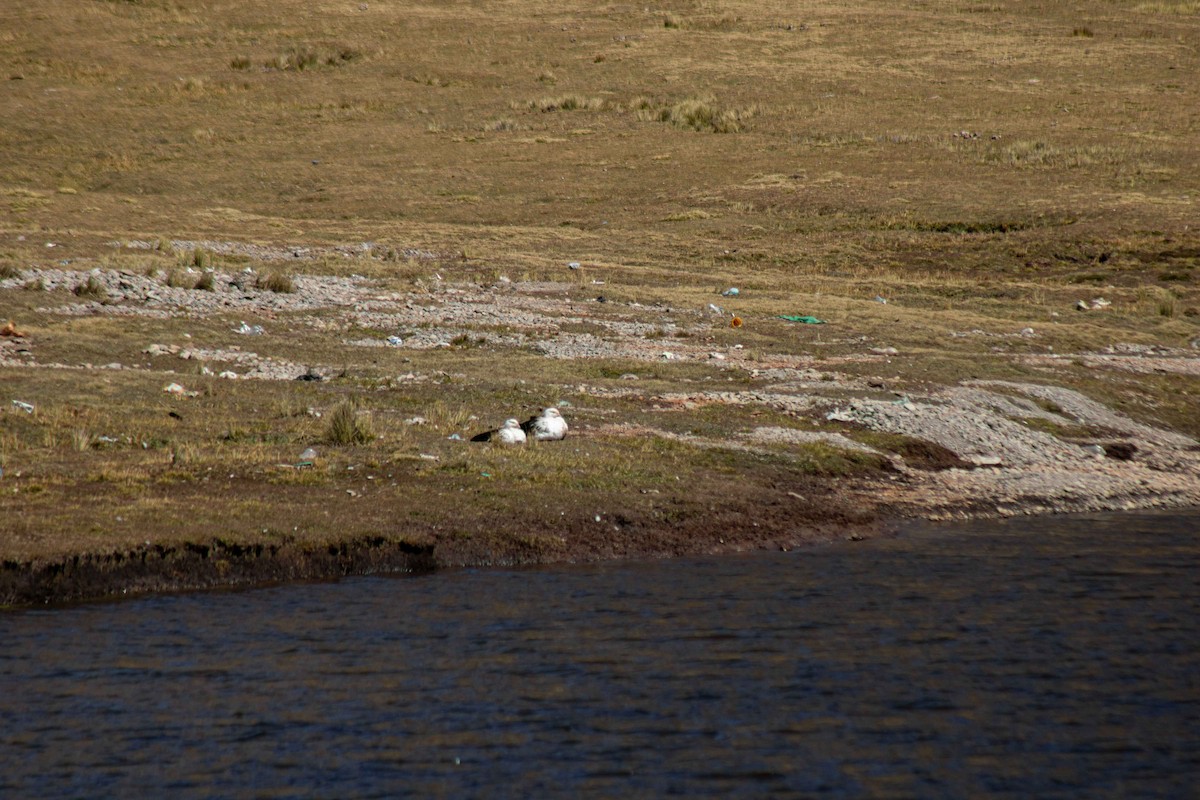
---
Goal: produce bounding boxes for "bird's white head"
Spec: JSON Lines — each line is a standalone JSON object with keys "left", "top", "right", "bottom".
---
{"left": 543, "top": 408, "right": 562, "bottom": 419}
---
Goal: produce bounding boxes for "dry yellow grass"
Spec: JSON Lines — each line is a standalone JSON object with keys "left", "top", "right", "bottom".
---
{"left": 0, "top": 0, "right": 1198, "bottom": 587}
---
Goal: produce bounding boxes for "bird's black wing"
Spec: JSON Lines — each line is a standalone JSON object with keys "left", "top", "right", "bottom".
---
{"left": 518, "top": 415, "right": 539, "bottom": 434}
{"left": 470, "top": 429, "right": 495, "bottom": 442}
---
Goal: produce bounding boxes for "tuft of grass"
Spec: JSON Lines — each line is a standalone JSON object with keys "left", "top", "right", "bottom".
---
{"left": 265, "top": 46, "right": 362, "bottom": 71}
{"left": 256, "top": 272, "right": 295, "bottom": 293}
{"left": 0, "top": 263, "right": 22, "bottom": 279}
{"left": 70, "top": 429, "right": 93, "bottom": 452}
{"left": 194, "top": 270, "right": 216, "bottom": 291}
{"left": 190, "top": 248, "right": 212, "bottom": 270}
{"left": 165, "top": 269, "right": 193, "bottom": 289}
{"left": 324, "top": 400, "right": 375, "bottom": 445}
{"left": 638, "top": 97, "right": 754, "bottom": 133}
{"left": 1072, "top": 26, "right": 1094, "bottom": 37}
{"left": 229, "top": 55, "right": 252, "bottom": 70}
{"left": 529, "top": 95, "right": 608, "bottom": 112}
{"left": 72, "top": 274, "right": 107, "bottom": 300}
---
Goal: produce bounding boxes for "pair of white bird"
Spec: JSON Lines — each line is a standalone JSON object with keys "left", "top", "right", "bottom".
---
{"left": 471, "top": 407, "right": 567, "bottom": 445}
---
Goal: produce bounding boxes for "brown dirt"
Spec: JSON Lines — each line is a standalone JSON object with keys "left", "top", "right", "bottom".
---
{"left": 1, "top": 467, "right": 879, "bottom": 607}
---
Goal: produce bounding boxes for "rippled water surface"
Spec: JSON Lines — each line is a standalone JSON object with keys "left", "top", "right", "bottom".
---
{"left": 3, "top": 512, "right": 1199, "bottom": 798}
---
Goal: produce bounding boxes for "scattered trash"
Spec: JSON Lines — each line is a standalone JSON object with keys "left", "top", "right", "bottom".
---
{"left": 871, "top": 346, "right": 898, "bottom": 355}
{"left": 557, "top": 400, "right": 572, "bottom": 407}
{"left": 12, "top": 400, "right": 35, "bottom": 413}
{"left": 163, "top": 382, "right": 199, "bottom": 397}
{"left": 385, "top": 335, "right": 403, "bottom": 346}
{"left": 825, "top": 408, "right": 856, "bottom": 423}
{"left": 447, "top": 433, "right": 463, "bottom": 441}
{"left": 620, "top": 373, "right": 639, "bottom": 380}
{"left": 480, "top": 472, "right": 492, "bottom": 478}
{"left": 568, "top": 261, "right": 582, "bottom": 270}
{"left": 1, "top": 320, "right": 25, "bottom": 337}
{"left": 708, "top": 303, "right": 723, "bottom": 315}
{"left": 731, "top": 316, "right": 743, "bottom": 328}
{"left": 299, "top": 447, "right": 318, "bottom": 461}
{"left": 708, "top": 352, "right": 726, "bottom": 360}
{"left": 892, "top": 396, "right": 916, "bottom": 411}
{"left": 218, "top": 371, "right": 238, "bottom": 379}
{"left": 1020, "top": 327, "right": 1035, "bottom": 337}
{"left": 235, "top": 321, "right": 265, "bottom": 335}
{"left": 873, "top": 295, "right": 888, "bottom": 304}
{"left": 591, "top": 279, "right": 605, "bottom": 285}
{"left": 1076, "top": 297, "right": 1111, "bottom": 312}
{"left": 1081, "top": 444, "right": 1106, "bottom": 458}
{"left": 661, "top": 351, "right": 676, "bottom": 360}
{"left": 777, "top": 315, "right": 826, "bottom": 324}
{"left": 722, "top": 287, "right": 739, "bottom": 297}
{"left": 419, "top": 453, "right": 440, "bottom": 461}
{"left": 404, "top": 416, "right": 428, "bottom": 426}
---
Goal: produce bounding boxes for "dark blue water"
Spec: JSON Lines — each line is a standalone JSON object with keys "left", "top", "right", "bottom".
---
{"left": 2, "top": 512, "right": 1198, "bottom": 798}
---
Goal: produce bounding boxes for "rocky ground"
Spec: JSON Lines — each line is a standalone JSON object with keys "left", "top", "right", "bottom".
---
{"left": 2, "top": 239, "right": 1199, "bottom": 604}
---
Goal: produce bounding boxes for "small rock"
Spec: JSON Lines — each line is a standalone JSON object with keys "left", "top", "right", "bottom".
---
{"left": 620, "top": 373, "right": 639, "bottom": 380}
{"left": 1103, "top": 442, "right": 1137, "bottom": 461}
{"left": 722, "top": 287, "right": 740, "bottom": 297}
{"left": 970, "top": 455, "right": 1003, "bottom": 468}
{"left": 1082, "top": 444, "right": 1106, "bottom": 458}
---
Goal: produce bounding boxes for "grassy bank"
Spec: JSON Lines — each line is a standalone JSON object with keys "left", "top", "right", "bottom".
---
{"left": 2, "top": 0, "right": 1198, "bottom": 604}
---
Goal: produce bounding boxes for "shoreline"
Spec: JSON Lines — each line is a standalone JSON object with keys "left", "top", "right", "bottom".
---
{"left": 5, "top": 491, "right": 1197, "bottom": 609}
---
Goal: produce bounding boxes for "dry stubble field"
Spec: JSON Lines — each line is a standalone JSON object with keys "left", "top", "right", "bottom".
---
{"left": 1, "top": 0, "right": 1198, "bottom": 603}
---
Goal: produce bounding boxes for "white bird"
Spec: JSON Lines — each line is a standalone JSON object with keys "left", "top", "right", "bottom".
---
{"left": 470, "top": 418, "right": 527, "bottom": 445}
{"left": 520, "top": 407, "right": 568, "bottom": 441}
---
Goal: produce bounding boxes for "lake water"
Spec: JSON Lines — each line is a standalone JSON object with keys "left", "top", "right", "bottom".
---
{"left": 2, "top": 512, "right": 1198, "bottom": 798}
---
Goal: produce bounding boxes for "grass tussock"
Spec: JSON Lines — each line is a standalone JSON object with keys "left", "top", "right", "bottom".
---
{"left": 0, "top": 263, "right": 22, "bottom": 280}
{"left": 637, "top": 97, "right": 755, "bottom": 133}
{"left": 324, "top": 400, "right": 374, "bottom": 445}
{"left": 256, "top": 272, "right": 295, "bottom": 293}
{"left": 263, "top": 46, "right": 363, "bottom": 72}
{"left": 528, "top": 95, "right": 609, "bottom": 112}
{"left": 72, "top": 274, "right": 107, "bottom": 300}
